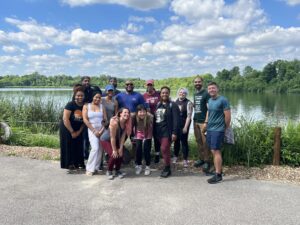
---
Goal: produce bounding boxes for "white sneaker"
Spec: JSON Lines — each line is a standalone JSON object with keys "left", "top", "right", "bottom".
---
{"left": 135, "top": 165, "right": 142, "bottom": 175}
{"left": 144, "top": 166, "right": 151, "bottom": 176}
{"left": 107, "top": 171, "right": 114, "bottom": 180}
{"left": 183, "top": 160, "right": 189, "bottom": 168}
{"left": 172, "top": 157, "right": 177, "bottom": 164}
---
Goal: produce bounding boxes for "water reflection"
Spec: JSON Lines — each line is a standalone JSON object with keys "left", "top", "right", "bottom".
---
{"left": 0, "top": 88, "right": 299, "bottom": 125}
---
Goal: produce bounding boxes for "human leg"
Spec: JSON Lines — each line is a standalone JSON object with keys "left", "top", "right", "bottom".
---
{"left": 86, "top": 130, "right": 103, "bottom": 173}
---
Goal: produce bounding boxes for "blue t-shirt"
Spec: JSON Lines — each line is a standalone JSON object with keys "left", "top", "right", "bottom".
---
{"left": 115, "top": 91, "right": 146, "bottom": 113}
{"left": 207, "top": 96, "right": 230, "bottom": 132}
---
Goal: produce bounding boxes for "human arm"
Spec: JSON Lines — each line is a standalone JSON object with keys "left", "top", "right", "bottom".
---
{"left": 109, "top": 119, "right": 119, "bottom": 158}
{"left": 224, "top": 110, "right": 231, "bottom": 129}
{"left": 183, "top": 101, "right": 193, "bottom": 134}
{"left": 171, "top": 103, "right": 180, "bottom": 142}
{"left": 63, "top": 109, "right": 77, "bottom": 138}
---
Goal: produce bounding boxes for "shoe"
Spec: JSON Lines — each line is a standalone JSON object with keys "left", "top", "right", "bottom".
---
{"left": 107, "top": 171, "right": 114, "bottom": 180}
{"left": 144, "top": 166, "right": 151, "bottom": 176}
{"left": 135, "top": 165, "right": 142, "bottom": 175}
{"left": 202, "top": 162, "right": 211, "bottom": 173}
{"left": 86, "top": 171, "right": 93, "bottom": 176}
{"left": 68, "top": 165, "right": 76, "bottom": 170}
{"left": 207, "top": 174, "right": 222, "bottom": 184}
{"left": 194, "top": 159, "right": 205, "bottom": 168}
{"left": 172, "top": 157, "right": 177, "bottom": 164}
{"left": 115, "top": 170, "right": 125, "bottom": 179}
{"left": 160, "top": 166, "right": 171, "bottom": 178}
{"left": 154, "top": 155, "right": 160, "bottom": 164}
{"left": 183, "top": 160, "right": 188, "bottom": 168}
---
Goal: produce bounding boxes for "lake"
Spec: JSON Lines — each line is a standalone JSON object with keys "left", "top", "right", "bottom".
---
{"left": 1, "top": 88, "right": 299, "bottom": 126}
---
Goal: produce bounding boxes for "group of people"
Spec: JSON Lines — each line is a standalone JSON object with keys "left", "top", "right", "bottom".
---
{"left": 60, "top": 76, "right": 231, "bottom": 184}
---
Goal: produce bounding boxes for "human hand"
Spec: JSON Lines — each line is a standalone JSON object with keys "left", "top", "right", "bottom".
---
{"left": 172, "top": 134, "right": 177, "bottom": 142}
{"left": 112, "top": 150, "right": 118, "bottom": 158}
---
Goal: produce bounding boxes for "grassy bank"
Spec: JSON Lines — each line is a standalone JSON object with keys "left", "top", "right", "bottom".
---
{"left": 0, "top": 98, "right": 299, "bottom": 166}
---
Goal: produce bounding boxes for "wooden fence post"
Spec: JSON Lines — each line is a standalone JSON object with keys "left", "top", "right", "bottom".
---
{"left": 273, "top": 127, "right": 281, "bottom": 166}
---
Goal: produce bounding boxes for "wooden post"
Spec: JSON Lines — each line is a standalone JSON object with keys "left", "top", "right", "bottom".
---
{"left": 273, "top": 127, "right": 281, "bottom": 166}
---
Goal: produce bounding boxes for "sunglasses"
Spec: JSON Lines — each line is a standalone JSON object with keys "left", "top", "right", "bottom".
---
{"left": 125, "top": 83, "right": 133, "bottom": 86}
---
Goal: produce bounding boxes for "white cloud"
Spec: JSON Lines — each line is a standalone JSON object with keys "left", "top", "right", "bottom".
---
{"left": 70, "top": 28, "right": 144, "bottom": 53}
{"left": 4, "top": 17, "right": 69, "bottom": 51}
{"left": 171, "top": 0, "right": 224, "bottom": 22}
{"left": 0, "top": 55, "right": 23, "bottom": 64}
{"left": 61, "top": 0, "right": 169, "bottom": 10}
{"left": 128, "top": 16, "right": 156, "bottom": 23}
{"left": 65, "top": 48, "right": 85, "bottom": 57}
{"left": 235, "top": 26, "right": 300, "bottom": 48}
{"left": 283, "top": 0, "right": 300, "bottom": 6}
{"left": 124, "top": 23, "right": 143, "bottom": 33}
{"left": 162, "top": 0, "right": 267, "bottom": 49}
{"left": 2, "top": 45, "right": 24, "bottom": 53}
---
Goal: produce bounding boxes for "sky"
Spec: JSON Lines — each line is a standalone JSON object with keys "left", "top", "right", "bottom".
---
{"left": 0, "top": 0, "right": 300, "bottom": 79}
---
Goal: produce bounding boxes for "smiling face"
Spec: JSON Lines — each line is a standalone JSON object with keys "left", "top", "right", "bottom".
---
{"left": 178, "top": 89, "right": 187, "bottom": 100}
{"left": 92, "top": 93, "right": 101, "bottom": 105}
{"left": 160, "top": 88, "right": 170, "bottom": 102}
{"left": 208, "top": 84, "right": 219, "bottom": 98}
{"left": 194, "top": 77, "right": 203, "bottom": 90}
{"left": 137, "top": 108, "right": 146, "bottom": 120}
{"left": 125, "top": 80, "right": 134, "bottom": 93}
{"left": 106, "top": 89, "right": 114, "bottom": 97}
{"left": 120, "top": 108, "right": 130, "bottom": 121}
{"left": 74, "top": 91, "right": 84, "bottom": 104}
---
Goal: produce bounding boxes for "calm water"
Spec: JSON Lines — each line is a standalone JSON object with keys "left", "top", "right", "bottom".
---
{"left": 1, "top": 88, "right": 300, "bottom": 125}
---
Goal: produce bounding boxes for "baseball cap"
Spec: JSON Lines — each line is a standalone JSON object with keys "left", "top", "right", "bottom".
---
{"left": 146, "top": 79, "right": 154, "bottom": 85}
{"left": 105, "top": 84, "right": 114, "bottom": 92}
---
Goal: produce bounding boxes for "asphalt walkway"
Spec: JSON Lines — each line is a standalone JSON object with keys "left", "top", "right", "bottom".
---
{"left": 1, "top": 156, "right": 300, "bottom": 225}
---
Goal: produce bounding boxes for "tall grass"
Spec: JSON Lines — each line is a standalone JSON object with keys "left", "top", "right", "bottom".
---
{"left": 0, "top": 98, "right": 300, "bottom": 166}
{"left": 0, "top": 97, "right": 62, "bottom": 134}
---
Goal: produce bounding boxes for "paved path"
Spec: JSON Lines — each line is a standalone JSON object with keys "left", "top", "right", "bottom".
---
{"left": 1, "top": 156, "right": 300, "bottom": 225}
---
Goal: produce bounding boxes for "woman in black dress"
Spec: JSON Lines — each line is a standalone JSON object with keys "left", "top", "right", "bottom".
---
{"left": 60, "top": 86, "right": 85, "bottom": 171}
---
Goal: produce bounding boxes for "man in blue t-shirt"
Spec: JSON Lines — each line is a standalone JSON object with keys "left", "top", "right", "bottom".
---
{"left": 203, "top": 81, "right": 231, "bottom": 184}
{"left": 115, "top": 80, "right": 146, "bottom": 113}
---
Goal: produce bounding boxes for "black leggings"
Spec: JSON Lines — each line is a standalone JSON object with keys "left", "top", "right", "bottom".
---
{"left": 174, "top": 132, "right": 189, "bottom": 160}
{"left": 135, "top": 139, "right": 152, "bottom": 166}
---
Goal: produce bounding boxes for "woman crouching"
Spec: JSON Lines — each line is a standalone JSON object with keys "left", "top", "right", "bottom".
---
{"left": 101, "top": 107, "right": 132, "bottom": 180}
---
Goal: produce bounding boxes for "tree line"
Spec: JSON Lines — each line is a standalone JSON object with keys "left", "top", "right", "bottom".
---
{"left": 0, "top": 59, "right": 299, "bottom": 93}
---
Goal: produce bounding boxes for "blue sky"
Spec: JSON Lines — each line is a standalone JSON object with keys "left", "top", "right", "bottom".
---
{"left": 0, "top": 0, "right": 299, "bottom": 79}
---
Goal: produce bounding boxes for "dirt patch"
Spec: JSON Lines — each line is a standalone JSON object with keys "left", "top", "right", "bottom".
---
{"left": 1, "top": 144, "right": 300, "bottom": 185}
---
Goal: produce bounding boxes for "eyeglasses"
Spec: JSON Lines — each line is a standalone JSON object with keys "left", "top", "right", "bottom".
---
{"left": 125, "top": 83, "right": 133, "bottom": 86}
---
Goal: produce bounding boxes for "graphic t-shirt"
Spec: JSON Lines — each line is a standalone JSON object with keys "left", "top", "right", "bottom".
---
{"left": 64, "top": 101, "right": 84, "bottom": 131}
{"left": 143, "top": 91, "right": 160, "bottom": 115}
{"left": 193, "top": 89, "right": 210, "bottom": 123}
{"left": 155, "top": 103, "right": 169, "bottom": 138}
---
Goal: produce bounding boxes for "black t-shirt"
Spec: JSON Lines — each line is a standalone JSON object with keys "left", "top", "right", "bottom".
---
{"left": 64, "top": 101, "right": 84, "bottom": 131}
{"left": 155, "top": 103, "right": 169, "bottom": 138}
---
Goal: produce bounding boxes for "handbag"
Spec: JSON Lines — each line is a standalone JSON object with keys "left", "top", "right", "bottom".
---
{"left": 224, "top": 126, "right": 235, "bottom": 145}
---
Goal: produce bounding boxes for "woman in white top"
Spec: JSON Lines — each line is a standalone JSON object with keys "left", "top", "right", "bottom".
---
{"left": 83, "top": 91, "right": 107, "bottom": 176}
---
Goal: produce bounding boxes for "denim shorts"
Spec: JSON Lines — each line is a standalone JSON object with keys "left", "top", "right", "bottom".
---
{"left": 206, "top": 131, "right": 224, "bottom": 150}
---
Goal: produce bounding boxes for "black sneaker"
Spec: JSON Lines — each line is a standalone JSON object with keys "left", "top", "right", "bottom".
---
{"left": 202, "top": 162, "right": 211, "bottom": 173}
{"left": 160, "top": 166, "right": 171, "bottom": 178}
{"left": 154, "top": 155, "right": 160, "bottom": 164}
{"left": 194, "top": 159, "right": 205, "bottom": 168}
{"left": 207, "top": 174, "right": 222, "bottom": 184}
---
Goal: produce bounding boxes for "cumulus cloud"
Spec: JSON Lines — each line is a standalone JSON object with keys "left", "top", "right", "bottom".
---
{"left": 162, "top": 0, "right": 267, "bottom": 49}
{"left": 61, "top": 0, "right": 169, "bottom": 10}
{"left": 123, "top": 23, "right": 143, "bottom": 33}
{"left": 235, "top": 26, "right": 300, "bottom": 48}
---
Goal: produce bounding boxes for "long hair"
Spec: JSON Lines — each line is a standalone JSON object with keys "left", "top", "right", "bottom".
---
{"left": 135, "top": 104, "right": 150, "bottom": 129}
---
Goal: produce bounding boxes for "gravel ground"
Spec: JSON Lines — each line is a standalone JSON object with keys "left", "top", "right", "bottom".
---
{"left": 1, "top": 144, "right": 300, "bottom": 185}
